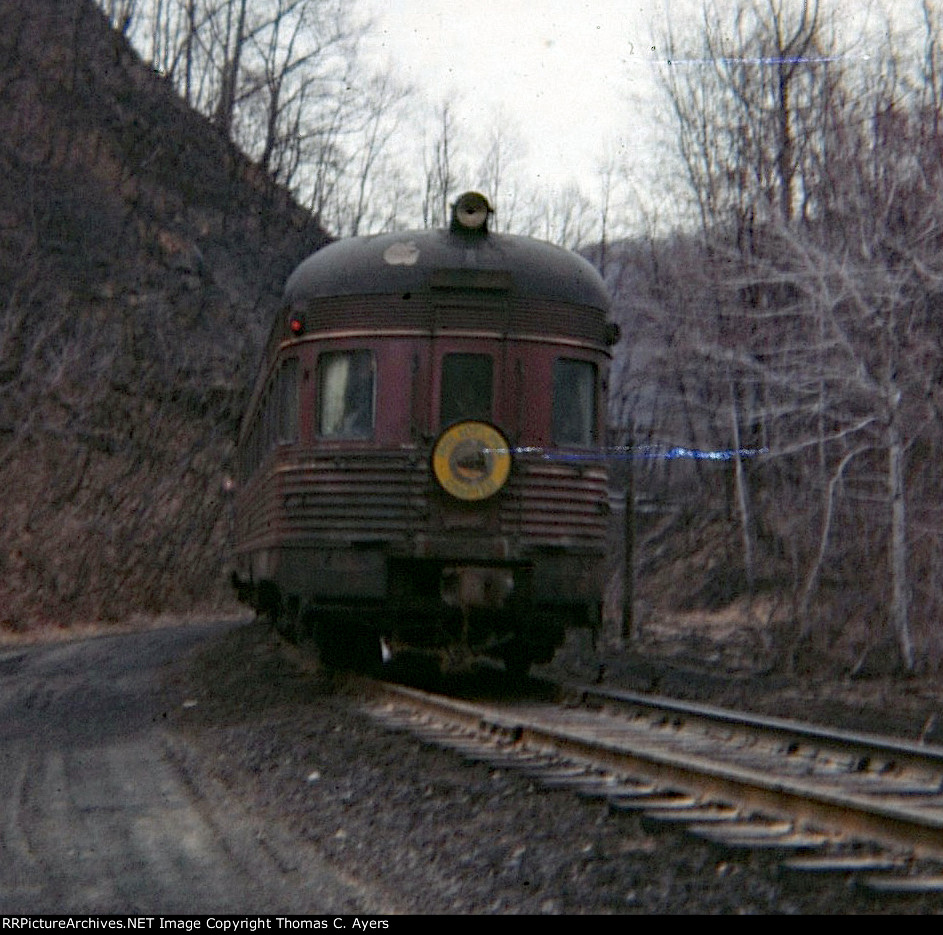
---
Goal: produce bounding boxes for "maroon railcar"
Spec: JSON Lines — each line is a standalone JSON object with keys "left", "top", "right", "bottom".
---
{"left": 232, "top": 193, "right": 615, "bottom": 674}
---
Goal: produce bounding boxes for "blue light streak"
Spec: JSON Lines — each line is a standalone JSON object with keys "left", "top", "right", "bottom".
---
{"left": 487, "top": 445, "right": 769, "bottom": 462}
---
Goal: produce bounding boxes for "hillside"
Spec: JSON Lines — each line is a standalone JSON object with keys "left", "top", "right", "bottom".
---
{"left": 0, "top": 0, "right": 329, "bottom": 629}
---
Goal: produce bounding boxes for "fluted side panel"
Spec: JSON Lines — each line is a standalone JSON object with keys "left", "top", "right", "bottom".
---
{"left": 235, "top": 452, "right": 428, "bottom": 551}
{"left": 235, "top": 453, "right": 609, "bottom": 554}
{"left": 501, "top": 461, "right": 609, "bottom": 549}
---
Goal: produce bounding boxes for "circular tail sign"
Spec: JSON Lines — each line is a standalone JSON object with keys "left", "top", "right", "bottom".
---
{"left": 432, "top": 421, "right": 512, "bottom": 501}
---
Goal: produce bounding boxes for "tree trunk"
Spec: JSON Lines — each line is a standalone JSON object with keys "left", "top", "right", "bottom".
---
{"left": 622, "top": 435, "right": 635, "bottom": 643}
{"left": 729, "top": 379, "right": 755, "bottom": 593}
{"left": 888, "top": 421, "right": 915, "bottom": 671}
{"left": 215, "top": 0, "right": 247, "bottom": 140}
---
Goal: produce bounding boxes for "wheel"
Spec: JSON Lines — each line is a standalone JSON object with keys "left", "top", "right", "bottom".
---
{"left": 274, "top": 595, "right": 302, "bottom": 643}
{"left": 313, "top": 614, "right": 345, "bottom": 670}
{"left": 351, "top": 629, "right": 383, "bottom": 675}
{"left": 314, "top": 611, "right": 381, "bottom": 674}
{"left": 502, "top": 640, "right": 534, "bottom": 679}
{"left": 255, "top": 580, "right": 282, "bottom": 632}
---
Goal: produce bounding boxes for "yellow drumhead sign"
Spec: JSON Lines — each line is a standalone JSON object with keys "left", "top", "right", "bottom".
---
{"left": 432, "top": 421, "right": 512, "bottom": 501}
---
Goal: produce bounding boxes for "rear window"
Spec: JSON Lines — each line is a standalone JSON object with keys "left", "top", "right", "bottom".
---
{"left": 318, "top": 350, "right": 375, "bottom": 438}
{"left": 440, "top": 353, "right": 493, "bottom": 426}
{"left": 552, "top": 359, "right": 597, "bottom": 446}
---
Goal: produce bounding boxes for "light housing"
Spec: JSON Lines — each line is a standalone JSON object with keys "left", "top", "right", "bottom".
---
{"left": 451, "top": 191, "right": 492, "bottom": 233}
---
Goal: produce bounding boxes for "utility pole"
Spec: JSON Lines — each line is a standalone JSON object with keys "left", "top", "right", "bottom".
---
{"left": 622, "top": 432, "right": 635, "bottom": 644}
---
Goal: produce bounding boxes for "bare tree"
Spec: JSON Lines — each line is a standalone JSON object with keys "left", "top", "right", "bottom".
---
{"left": 329, "top": 72, "right": 412, "bottom": 235}
{"left": 634, "top": 0, "right": 943, "bottom": 671}
{"left": 95, "top": 0, "right": 399, "bottom": 236}
{"left": 243, "top": 0, "right": 367, "bottom": 179}
{"left": 422, "top": 100, "right": 461, "bottom": 229}
{"left": 103, "top": 0, "right": 137, "bottom": 34}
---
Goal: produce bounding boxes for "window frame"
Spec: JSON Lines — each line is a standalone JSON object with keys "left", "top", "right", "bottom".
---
{"left": 276, "top": 356, "right": 299, "bottom": 444}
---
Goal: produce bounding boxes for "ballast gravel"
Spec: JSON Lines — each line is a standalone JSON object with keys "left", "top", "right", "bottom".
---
{"left": 166, "top": 621, "right": 943, "bottom": 915}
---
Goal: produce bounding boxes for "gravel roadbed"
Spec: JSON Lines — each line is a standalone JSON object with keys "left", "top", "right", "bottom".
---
{"left": 162, "top": 621, "right": 943, "bottom": 914}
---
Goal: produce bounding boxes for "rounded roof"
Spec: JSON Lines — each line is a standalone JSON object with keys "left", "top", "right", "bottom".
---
{"left": 284, "top": 227, "right": 610, "bottom": 312}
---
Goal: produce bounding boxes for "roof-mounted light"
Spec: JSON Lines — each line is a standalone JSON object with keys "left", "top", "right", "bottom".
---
{"left": 451, "top": 191, "right": 492, "bottom": 233}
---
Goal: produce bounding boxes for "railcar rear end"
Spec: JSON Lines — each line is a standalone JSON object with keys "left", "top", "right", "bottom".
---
{"left": 232, "top": 193, "right": 616, "bottom": 674}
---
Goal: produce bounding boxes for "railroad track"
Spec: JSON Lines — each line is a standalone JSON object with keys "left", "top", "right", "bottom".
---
{"left": 362, "top": 680, "right": 943, "bottom": 896}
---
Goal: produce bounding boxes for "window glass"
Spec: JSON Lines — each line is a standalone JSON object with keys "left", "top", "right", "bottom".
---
{"left": 553, "top": 359, "right": 597, "bottom": 446}
{"left": 262, "top": 390, "right": 273, "bottom": 451}
{"left": 277, "top": 358, "right": 299, "bottom": 443}
{"left": 319, "top": 350, "right": 375, "bottom": 438}
{"left": 440, "top": 353, "right": 493, "bottom": 426}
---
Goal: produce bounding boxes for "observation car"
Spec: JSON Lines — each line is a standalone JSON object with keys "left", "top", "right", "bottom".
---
{"left": 231, "top": 192, "right": 616, "bottom": 674}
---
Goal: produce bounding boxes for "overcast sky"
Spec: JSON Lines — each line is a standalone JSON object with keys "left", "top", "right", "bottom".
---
{"left": 365, "top": 0, "right": 666, "bottom": 194}
{"left": 363, "top": 0, "right": 925, "bottom": 203}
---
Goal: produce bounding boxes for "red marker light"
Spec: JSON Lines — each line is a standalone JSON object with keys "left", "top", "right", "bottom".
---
{"left": 289, "top": 317, "right": 304, "bottom": 335}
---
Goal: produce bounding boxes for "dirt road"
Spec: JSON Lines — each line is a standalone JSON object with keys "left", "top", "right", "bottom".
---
{"left": 0, "top": 622, "right": 380, "bottom": 914}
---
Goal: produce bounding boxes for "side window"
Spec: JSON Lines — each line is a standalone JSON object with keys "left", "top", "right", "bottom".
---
{"left": 262, "top": 388, "right": 273, "bottom": 452}
{"left": 440, "top": 353, "right": 493, "bottom": 427}
{"left": 277, "top": 357, "right": 299, "bottom": 443}
{"left": 318, "top": 350, "right": 375, "bottom": 438}
{"left": 552, "top": 359, "right": 597, "bottom": 447}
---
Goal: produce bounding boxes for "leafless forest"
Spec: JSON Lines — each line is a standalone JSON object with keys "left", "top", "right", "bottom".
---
{"left": 605, "top": 1, "right": 943, "bottom": 674}
{"left": 3, "top": 0, "right": 943, "bottom": 675}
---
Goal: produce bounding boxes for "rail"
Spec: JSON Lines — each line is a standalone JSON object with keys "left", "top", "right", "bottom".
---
{"left": 363, "top": 680, "right": 943, "bottom": 895}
